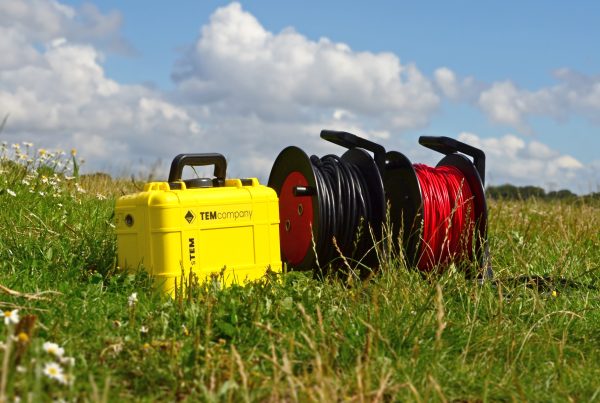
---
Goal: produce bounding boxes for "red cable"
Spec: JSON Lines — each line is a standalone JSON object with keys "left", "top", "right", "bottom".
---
{"left": 413, "top": 164, "right": 476, "bottom": 271}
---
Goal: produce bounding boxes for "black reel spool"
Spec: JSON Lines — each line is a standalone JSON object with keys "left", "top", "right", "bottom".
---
{"left": 168, "top": 153, "right": 227, "bottom": 189}
{"left": 268, "top": 130, "right": 387, "bottom": 274}
{"left": 384, "top": 136, "right": 490, "bottom": 277}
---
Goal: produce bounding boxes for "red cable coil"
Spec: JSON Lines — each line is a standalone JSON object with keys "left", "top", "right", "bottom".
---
{"left": 413, "top": 164, "right": 476, "bottom": 271}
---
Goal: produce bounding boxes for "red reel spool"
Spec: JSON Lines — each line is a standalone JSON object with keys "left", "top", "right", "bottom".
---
{"left": 413, "top": 164, "right": 476, "bottom": 271}
{"left": 384, "top": 136, "right": 489, "bottom": 275}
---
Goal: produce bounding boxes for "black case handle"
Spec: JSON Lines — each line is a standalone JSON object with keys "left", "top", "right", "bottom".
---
{"left": 419, "top": 136, "right": 486, "bottom": 184}
{"left": 320, "top": 130, "right": 387, "bottom": 173}
{"left": 168, "top": 153, "right": 227, "bottom": 183}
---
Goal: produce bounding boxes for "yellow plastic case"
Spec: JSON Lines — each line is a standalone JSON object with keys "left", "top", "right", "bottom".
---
{"left": 115, "top": 153, "right": 282, "bottom": 294}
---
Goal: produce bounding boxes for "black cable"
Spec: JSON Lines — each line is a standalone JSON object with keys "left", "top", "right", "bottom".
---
{"left": 309, "top": 154, "right": 376, "bottom": 268}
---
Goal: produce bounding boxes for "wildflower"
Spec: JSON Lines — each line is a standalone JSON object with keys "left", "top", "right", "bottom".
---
{"left": 96, "top": 193, "right": 106, "bottom": 200}
{"left": 38, "top": 191, "right": 45, "bottom": 197}
{"left": 60, "top": 356, "right": 75, "bottom": 366}
{"left": 70, "top": 148, "right": 77, "bottom": 157}
{"left": 41, "top": 175, "right": 49, "bottom": 184}
{"left": 43, "top": 362, "right": 66, "bottom": 384}
{"left": 23, "top": 142, "right": 33, "bottom": 148}
{"left": 43, "top": 341, "right": 65, "bottom": 358}
{"left": 139, "top": 326, "right": 148, "bottom": 334}
{"left": 11, "top": 143, "right": 20, "bottom": 150}
{"left": 128, "top": 292, "right": 138, "bottom": 307}
{"left": 182, "top": 324, "right": 190, "bottom": 336}
{"left": 6, "top": 189, "right": 16, "bottom": 197}
{"left": 3, "top": 309, "right": 19, "bottom": 325}
{"left": 552, "top": 290, "right": 558, "bottom": 298}
{"left": 38, "top": 149, "right": 47, "bottom": 156}
{"left": 16, "top": 365, "right": 26, "bottom": 373}
{"left": 62, "top": 373, "right": 75, "bottom": 386}
{"left": 17, "top": 332, "right": 29, "bottom": 344}
{"left": 21, "top": 179, "right": 30, "bottom": 186}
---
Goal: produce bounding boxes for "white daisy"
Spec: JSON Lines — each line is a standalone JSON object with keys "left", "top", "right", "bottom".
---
{"left": 43, "top": 362, "right": 65, "bottom": 384}
{"left": 3, "top": 309, "right": 19, "bottom": 325}
{"left": 43, "top": 341, "right": 65, "bottom": 358}
{"left": 128, "top": 292, "right": 138, "bottom": 307}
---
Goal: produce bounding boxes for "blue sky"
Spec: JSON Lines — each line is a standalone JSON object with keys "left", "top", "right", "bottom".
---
{"left": 1, "top": 1, "right": 599, "bottom": 192}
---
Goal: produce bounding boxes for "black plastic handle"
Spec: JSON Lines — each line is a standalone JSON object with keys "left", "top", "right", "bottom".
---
{"left": 168, "top": 153, "right": 227, "bottom": 182}
{"left": 419, "top": 136, "right": 486, "bottom": 184}
{"left": 320, "top": 130, "right": 387, "bottom": 173}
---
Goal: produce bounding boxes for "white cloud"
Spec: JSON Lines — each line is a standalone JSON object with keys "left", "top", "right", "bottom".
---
{"left": 0, "top": 0, "right": 131, "bottom": 54}
{"left": 433, "top": 67, "right": 482, "bottom": 102}
{"left": 174, "top": 2, "right": 440, "bottom": 131}
{"left": 0, "top": 2, "right": 201, "bottom": 172}
{"left": 477, "top": 70, "right": 600, "bottom": 131}
{"left": 434, "top": 68, "right": 458, "bottom": 99}
{"left": 457, "top": 132, "right": 587, "bottom": 191}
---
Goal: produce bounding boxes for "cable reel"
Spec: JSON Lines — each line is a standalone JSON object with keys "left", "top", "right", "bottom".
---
{"left": 385, "top": 136, "right": 489, "bottom": 276}
{"left": 268, "top": 131, "right": 387, "bottom": 274}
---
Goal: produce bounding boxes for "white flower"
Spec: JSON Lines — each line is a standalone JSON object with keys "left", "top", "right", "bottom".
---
{"left": 60, "top": 356, "right": 75, "bottom": 366}
{"left": 6, "top": 189, "right": 16, "bottom": 197}
{"left": 3, "top": 309, "right": 19, "bottom": 325}
{"left": 128, "top": 292, "right": 138, "bottom": 307}
{"left": 96, "top": 193, "right": 106, "bottom": 200}
{"left": 139, "top": 326, "right": 148, "bottom": 334}
{"left": 43, "top": 341, "right": 65, "bottom": 358}
{"left": 43, "top": 362, "right": 65, "bottom": 383}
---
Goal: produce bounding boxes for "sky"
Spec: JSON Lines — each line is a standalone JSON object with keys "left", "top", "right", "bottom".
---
{"left": 1, "top": 0, "right": 599, "bottom": 193}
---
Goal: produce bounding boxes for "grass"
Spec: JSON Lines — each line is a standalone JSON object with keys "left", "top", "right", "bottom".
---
{"left": 0, "top": 142, "right": 599, "bottom": 401}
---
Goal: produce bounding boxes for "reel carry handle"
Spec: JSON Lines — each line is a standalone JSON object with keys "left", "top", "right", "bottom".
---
{"left": 419, "top": 136, "right": 486, "bottom": 185}
{"left": 320, "top": 130, "right": 387, "bottom": 173}
{"left": 168, "top": 153, "right": 227, "bottom": 185}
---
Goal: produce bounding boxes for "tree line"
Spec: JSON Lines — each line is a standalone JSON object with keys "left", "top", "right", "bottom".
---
{"left": 486, "top": 184, "right": 600, "bottom": 201}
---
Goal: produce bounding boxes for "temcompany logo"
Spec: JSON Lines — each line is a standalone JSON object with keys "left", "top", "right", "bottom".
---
{"left": 199, "top": 210, "right": 253, "bottom": 221}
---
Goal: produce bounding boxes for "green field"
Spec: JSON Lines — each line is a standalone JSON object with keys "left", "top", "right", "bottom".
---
{"left": 1, "top": 146, "right": 599, "bottom": 402}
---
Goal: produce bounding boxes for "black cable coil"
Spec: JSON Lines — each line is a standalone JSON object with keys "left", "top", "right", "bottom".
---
{"left": 310, "top": 154, "right": 377, "bottom": 268}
